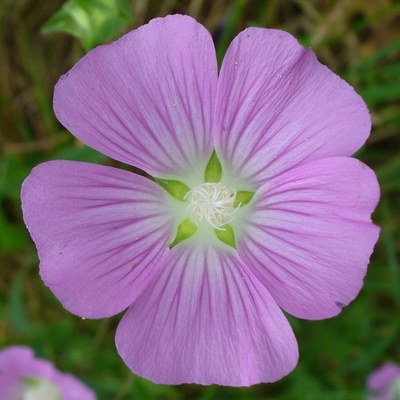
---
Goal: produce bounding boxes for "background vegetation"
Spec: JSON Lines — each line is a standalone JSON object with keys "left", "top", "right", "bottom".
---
{"left": 1, "top": 0, "right": 399, "bottom": 399}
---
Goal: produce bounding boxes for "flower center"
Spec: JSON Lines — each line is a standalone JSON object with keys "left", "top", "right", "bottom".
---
{"left": 22, "top": 378, "right": 61, "bottom": 400}
{"left": 185, "top": 182, "right": 238, "bottom": 230}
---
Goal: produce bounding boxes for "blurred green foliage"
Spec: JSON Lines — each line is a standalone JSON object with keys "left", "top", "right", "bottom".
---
{"left": 0, "top": 0, "right": 399, "bottom": 399}
{"left": 42, "top": 0, "right": 132, "bottom": 50}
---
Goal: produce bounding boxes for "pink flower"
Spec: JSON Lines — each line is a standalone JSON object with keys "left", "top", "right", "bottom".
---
{"left": 367, "top": 363, "right": 400, "bottom": 400}
{"left": 0, "top": 346, "right": 96, "bottom": 400}
{"left": 21, "top": 15, "right": 379, "bottom": 386}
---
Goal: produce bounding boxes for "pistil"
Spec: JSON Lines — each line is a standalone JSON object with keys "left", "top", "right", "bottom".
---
{"left": 185, "top": 182, "right": 238, "bottom": 230}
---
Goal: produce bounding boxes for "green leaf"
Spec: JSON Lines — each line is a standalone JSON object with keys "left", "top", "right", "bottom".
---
{"left": 350, "top": 38, "right": 400, "bottom": 73}
{"left": 216, "top": 0, "right": 248, "bottom": 66}
{"left": 42, "top": 0, "right": 132, "bottom": 51}
{"left": 360, "top": 84, "right": 400, "bottom": 104}
{"left": 169, "top": 219, "right": 197, "bottom": 248}
{"left": 234, "top": 190, "right": 255, "bottom": 207}
{"left": 154, "top": 178, "right": 190, "bottom": 201}
{"left": 49, "top": 142, "right": 107, "bottom": 163}
{"left": 0, "top": 210, "right": 30, "bottom": 253}
{"left": 215, "top": 224, "right": 236, "bottom": 248}
{"left": 204, "top": 150, "right": 222, "bottom": 183}
{"left": 8, "top": 266, "right": 33, "bottom": 334}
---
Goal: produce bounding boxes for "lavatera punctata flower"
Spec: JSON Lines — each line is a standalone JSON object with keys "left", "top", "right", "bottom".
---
{"left": 0, "top": 346, "right": 96, "bottom": 400}
{"left": 22, "top": 15, "right": 380, "bottom": 386}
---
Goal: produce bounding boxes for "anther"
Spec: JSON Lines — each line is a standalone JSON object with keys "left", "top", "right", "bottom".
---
{"left": 185, "top": 183, "right": 238, "bottom": 229}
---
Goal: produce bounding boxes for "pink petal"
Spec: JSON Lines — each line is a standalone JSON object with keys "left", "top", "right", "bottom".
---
{"left": 0, "top": 347, "right": 33, "bottom": 400}
{"left": 21, "top": 161, "right": 173, "bottom": 318}
{"left": 238, "top": 157, "right": 380, "bottom": 319}
{"left": 214, "top": 28, "right": 371, "bottom": 186}
{"left": 368, "top": 363, "right": 400, "bottom": 392}
{"left": 54, "top": 15, "right": 217, "bottom": 178}
{"left": 115, "top": 244, "right": 298, "bottom": 386}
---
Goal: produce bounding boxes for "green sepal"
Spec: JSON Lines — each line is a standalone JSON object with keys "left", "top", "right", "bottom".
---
{"left": 234, "top": 191, "right": 255, "bottom": 207}
{"left": 215, "top": 224, "right": 236, "bottom": 248}
{"left": 204, "top": 150, "right": 222, "bottom": 183}
{"left": 169, "top": 219, "right": 198, "bottom": 248}
{"left": 24, "top": 377, "right": 41, "bottom": 386}
{"left": 154, "top": 178, "right": 190, "bottom": 201}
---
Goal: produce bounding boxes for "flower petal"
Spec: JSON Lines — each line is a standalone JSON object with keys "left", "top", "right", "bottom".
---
{"left": 367, "top": 363, "right": 400, "bottom": 392}
{"left": 21, "top": 161, "right": 173, "bottom": 318}
{"left": 115, "top": 244, "right": 298, "bottom": 386}
{"left": 56, "top": 372, "right": 96, "bottom": 400}
{"left": 0, "top": 347, "right": 31, "bottom": 400}
{"left": 54, "top": 15, "right": 217, "bottom": 178}
{"left": 238, "top": 157, "right": 379, "bottom": 319}
{"left": 214, "top": 28, "right": 371, "bottom": 186}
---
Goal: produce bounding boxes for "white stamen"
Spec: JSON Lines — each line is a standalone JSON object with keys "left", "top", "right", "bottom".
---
{"left": 185, "top": 183, "right": 239, "bottom": 230}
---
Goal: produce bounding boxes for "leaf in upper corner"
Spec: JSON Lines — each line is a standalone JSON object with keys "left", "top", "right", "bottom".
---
{"left": 42, "top": 0, "right": 132, "bottom": 51}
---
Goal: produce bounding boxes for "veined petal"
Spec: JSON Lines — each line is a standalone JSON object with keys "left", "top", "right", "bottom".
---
{"left": 214, "top": 28, "right": 371, "bottom": 186}
{"left": 238, "top": 157, "right": 380, "bottom": 320}
{"left": 21, "top": 161, "right": 173, "bottom": 318}
{"left": 115, "top": 244, "right": 298, "bottom": 386}
{"left": 54, "top": 15, "right": 217, "bottom": 178}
